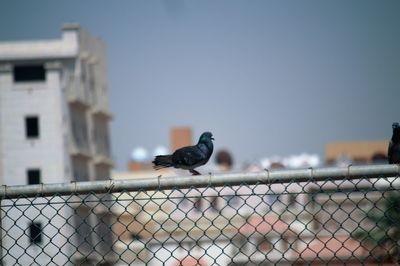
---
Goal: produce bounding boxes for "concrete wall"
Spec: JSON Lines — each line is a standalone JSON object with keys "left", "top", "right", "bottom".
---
{"left": 0, "top": 62, "right": 74, "bottom": 265}
{"left": 0, "top": 62, "right": 65, "bottom": 185}
{"left": 0, "top": 24, "right": 114, "bottom": 265}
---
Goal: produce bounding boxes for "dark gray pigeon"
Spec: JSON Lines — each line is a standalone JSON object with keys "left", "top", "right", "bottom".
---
{"left": 153, "top": 132, "right": 214, "bottom": 175}
{"left": 388, "top": 122, "right": 400, "bottom": 164}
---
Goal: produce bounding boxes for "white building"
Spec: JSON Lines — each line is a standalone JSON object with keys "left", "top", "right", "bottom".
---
{"left": 0, "top": 24, "right": 113, "bottom": 265}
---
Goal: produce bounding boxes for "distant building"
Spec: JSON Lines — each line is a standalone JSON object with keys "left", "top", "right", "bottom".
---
{"left": 170, "top": 127, "right": 192, "bottom": 152}
{"left": 0, "top": 24, "right": 113, "bottom": 265}
{"left": 260, "top": 153, "right": 320, "bottom": 170}
{"left": 111, "top": 166, "right": 312, "bottom": 265}
{"left": 215, "top": 149, "right": 234, "bottom": 171}
{"left": 325, "top": 140, "right": 388, "bottom": 165}
{"left": 128, "top": 147, "right": 153, "bottom": 171}
{"left": 111, "top": 169, "right": 177, "bottom": 265}
{"left": 109, "top": 171, "right": 392, "bottom": 265}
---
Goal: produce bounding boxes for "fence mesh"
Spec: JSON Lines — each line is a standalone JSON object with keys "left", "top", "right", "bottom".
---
{"left": 1, "top": 167, "right": 400, "bottom": 265}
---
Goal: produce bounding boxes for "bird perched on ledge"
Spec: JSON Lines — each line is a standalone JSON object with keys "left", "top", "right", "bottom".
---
{"left": 153, "top": 131, "right": 214, "bottom": 175}
{"left": 388, "top": 122, "right": 400, "bottom": 164}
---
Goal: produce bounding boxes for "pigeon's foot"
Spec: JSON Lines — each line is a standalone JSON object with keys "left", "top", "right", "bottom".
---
{"left": 189, "top": 169, "right": 201, "bottom": 175}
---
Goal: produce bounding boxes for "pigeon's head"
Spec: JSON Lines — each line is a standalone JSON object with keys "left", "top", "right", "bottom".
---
{"left": 393, "top": 122, "right": 400, "bottom": 136}
{"left": 199, "top": 132, "right": 214, "bottom": 143}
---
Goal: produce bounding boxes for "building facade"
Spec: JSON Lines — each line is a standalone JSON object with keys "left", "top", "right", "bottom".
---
{"left": 325, "top": 140, "right": 389, "bottom": 165}
{"left": 0, "top": 24, "right": 113, "bottom": 265}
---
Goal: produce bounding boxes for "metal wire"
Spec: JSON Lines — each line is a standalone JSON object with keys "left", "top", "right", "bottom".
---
{"left": 1, "top": 164, "right": 399, "bottom": 265}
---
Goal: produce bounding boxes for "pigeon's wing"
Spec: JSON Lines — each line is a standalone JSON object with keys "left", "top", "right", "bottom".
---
{"left": 388, "top": 140, "right": 393, "bottom": 164}
{"left": 172, "top": 146, "right": 205, "bottom": 168}
{"left": 389, "top": 141, "right": 400, "bottom": 164}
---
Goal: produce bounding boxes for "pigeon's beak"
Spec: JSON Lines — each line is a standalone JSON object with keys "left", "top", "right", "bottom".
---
{"left": 211, "top": 137, "right": 215, "bottom": 140}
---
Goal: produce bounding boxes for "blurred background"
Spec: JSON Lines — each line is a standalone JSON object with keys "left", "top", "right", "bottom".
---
{"left": 1, "top": 2, "right": 400, "bottom": 265}
{"left": 0, "top": 0, "right": 399, "bottom": 172}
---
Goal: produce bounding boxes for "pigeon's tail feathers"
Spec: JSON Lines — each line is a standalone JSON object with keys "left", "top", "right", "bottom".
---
{"left": 153, "top": 155, "right": 173, "bottom": 170}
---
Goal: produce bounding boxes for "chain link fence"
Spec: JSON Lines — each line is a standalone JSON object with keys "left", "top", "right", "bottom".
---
{"left": 1, "top": 164, "right": 399, "bottom": 265}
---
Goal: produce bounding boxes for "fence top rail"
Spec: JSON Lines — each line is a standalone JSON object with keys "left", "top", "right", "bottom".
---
{"left": 1, "top": 164, "right": 399, "bottom": 199}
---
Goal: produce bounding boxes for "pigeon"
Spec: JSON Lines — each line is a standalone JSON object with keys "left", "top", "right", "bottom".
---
{"left": 153, "top": 132, "right": 214, "bottom": 175}
{"left": 388, "top": 122, "right": 400, "bottom": 164}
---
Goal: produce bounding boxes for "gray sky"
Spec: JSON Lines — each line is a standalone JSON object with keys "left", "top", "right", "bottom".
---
{"left": 1, "top": 1, "right": 399, "bottom": 170}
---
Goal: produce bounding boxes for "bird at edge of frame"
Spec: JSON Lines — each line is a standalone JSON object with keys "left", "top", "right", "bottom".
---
{"left": 388, "top": 122, "right": 400, "bottom": 164}
{"left": 152, "top": 131, "right": 214, "bottom": 175}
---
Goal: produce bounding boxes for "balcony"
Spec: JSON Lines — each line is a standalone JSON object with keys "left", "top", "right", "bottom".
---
{"left": 92, "top": 105, "right": 112, "bottom": 119}
{"left": 69, "top": 140, "right": 91, "bottom": 158}
{"left": 66, "top": 77, "right": 90, "bottom": 108}
{"left": 93, "top": 154, "right": 113, "bottom": 167}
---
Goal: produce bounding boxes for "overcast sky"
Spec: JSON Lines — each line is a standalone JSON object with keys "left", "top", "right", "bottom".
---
{"left": 1, "top": 1, "right": 399, "bottom": 170}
